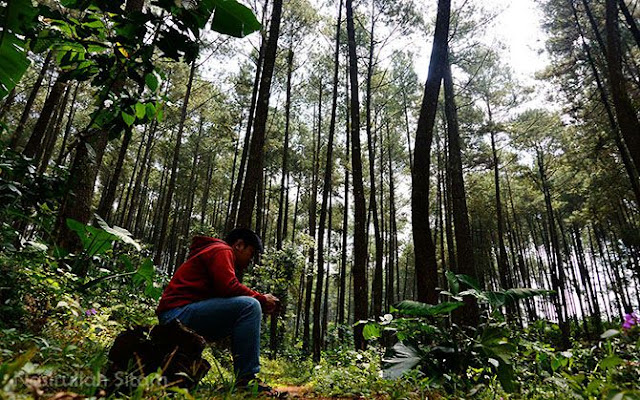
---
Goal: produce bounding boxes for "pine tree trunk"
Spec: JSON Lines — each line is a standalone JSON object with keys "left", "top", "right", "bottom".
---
{"left": 55, "top": 0, "right": 144, "bottom": 254}
{"left": 226, "top": 1, "right": 269, "bottom": 232}
{"left": 22, "top": 76, "right": 66, "bottom": 160}
{"left": 56, "top": 82, "right": 80, "bottom": 165}
{"left": 154, "top": 59, "right": 197, "bottom": 267}
{"left": 97, "top": 129, "right": 133, "bottom": 222}
{"left": 237, "top": 0, "right": 283, "bottom": 228}
{"left": 364, "top": 4, "right": 384, "bottom": 318}
{"left": 303, "top": 99, "right": 322, "bottom": 354}
{"left": 490, "top": 118, "right": 515, "bottom": 319}
{"left": 412, "top": 0, "right": 450, "bottom": 304}
{"left": 606, "top": 0, "right": 640, "bottom": 170}
{"left": 313, "top": 0, "right": 342, "bottom": 361}
{"left": 346, "top": 0, "right": 369, "bottom": 350}
{"left": 0, "top": 88, "right": 16, "bottom": 121}
{"left": 11, "top": 51, "right": 52, "bottom": 150}
{"left": 537, "top": 148, "right": 571, "bottom": 348}
{"left": 39, "top": 82, "right": 71, "bottom": 173}
{"left": 443, "top": 56, "right": 479, "bottom": 325}
{"left": 276, "top": 47, "right": 294, "bottom": 249}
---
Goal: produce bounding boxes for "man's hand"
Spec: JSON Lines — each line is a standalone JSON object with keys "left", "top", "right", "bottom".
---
{"left": 262, "top": 294, "right": 280, "bottom": 315}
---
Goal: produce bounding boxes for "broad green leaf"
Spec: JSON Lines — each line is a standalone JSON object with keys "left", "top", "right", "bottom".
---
{"left": 135, "top": 103, "right": 146, "bottom": 119}
{"left": 66, "top": 218, "right": 91, "bottom": 249}
{"left": 363, "top": 323, "right": 381, "bottom": 340}
{"left": 95, "top": 214, "right": 141, "bottom": 250}
{"left": 145, "top": 102, "right": 156, "bottom": 119}
{"left": 394, "top": 300, "right": 464, "bottom": 317}
{"left": 121, "top": 111, "right": 135, "bottom": 126}
{"left": 0, "top": 33, "right": 31, "bottom": 99}
{"left": 144, "top": 283, "right": 162, "bottom": 300}
{"left": 496, "top": 362, "right": 518, "bottom": 393}
{"left": 457, "top": 274, "right": 482, "bottom": 291}
{"left": 145, "top": 72, "right": 159, "bottom": 91}
{"left": 599, "top": 355, "right": 623, "bottom": 370}
{"left": 3, "top": 0, "right": 38, "bottom": 33}
{"left": 503, "top": 288, "right": 554, "bottom": 305}
{"left": 133, "top": 258, "right": 155, "bottom": 286}
{"left": 445, "top": 270, "right": 459, "bottom": 295}
{"left": 382, "top": 342, "right": 421, "bottom": 379}
{"left": 210, "top": 0, "right": 261, "bottom": 38}
{"left": 601, "top": 329, "right": 620, "bottom": 339}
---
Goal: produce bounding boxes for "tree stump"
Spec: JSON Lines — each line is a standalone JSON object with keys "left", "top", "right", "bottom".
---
{"left": 104, "top": 319, "right": 210, "bottom": 395}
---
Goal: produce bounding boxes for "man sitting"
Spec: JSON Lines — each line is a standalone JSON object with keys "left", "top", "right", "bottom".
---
{"left": 156, "top": 228, "right": 279, "bottom": 394}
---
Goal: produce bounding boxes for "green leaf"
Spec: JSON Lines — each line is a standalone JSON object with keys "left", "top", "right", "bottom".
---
{"left": 382, "top": 342, "right": 422, "bottom": 379}
{"left": 0, "top": 33, "right": 31, "bottom": 99}
{"left": 135, "top": 102, "right": 146, "bottom": 119}
{"left": 457, "top": 274, "right": 482, "bottom": 291}
{"left": 394, "top": 300, "right": 464, "bottom": 317}
{"left": 95, "top": 214, "right": 141, "bottom": 250}
{"left": 121, "top": 111, "right": 135, "bottom": 126}
{"left": 145, "top": 103, "right": 156, "bottom": 119}
{"left": 145, "top": 72, "right": 159, "bottom": 91}
{"left": 503, "top": 288, "right": 553, "bottom": 305}
{"left": 210, "top": 0, "right": 262, "bottom": 38}
{"left": 445, "top": 270, "right": 459, "bottom": 295}
{"left": 496, "top": 362, "right": 518, "bottom": 393}
{"left": 3, "top": 0, "right": 39, "bottom": 33}
{"left": 363, "top": 323, "right": 381, "bottom": 340}
{"left": 599, "top": 355, "right": 623, "bottom": 370}
{"left": 133, "top": 258, "right": 155, "bottom": 286}
{"left": 66, "top": 218, "right": 91, "bottom": 250}
{"left": 601, "top": 329, "right": 620, "bottom": 339}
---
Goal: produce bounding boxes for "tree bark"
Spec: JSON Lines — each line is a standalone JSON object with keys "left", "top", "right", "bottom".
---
{"left": 10, "top": 51, "right": 52, "bottom": 150}
{"left": 237, "top": 0, "right": 283, "bottom": 228}
{"left": 313, "top": 0, "right": 342, "bottom": 361}
{"left": 365, "top": 5, "right": 384, "bottom": 318}
{"left": 346, "top": 0, "right": 369, "bottom": 350}
{"left": 276, "top": 47, "right": 294, "bottom": 250}
{"left": 226, "top": 0, "right": 269, "bottom": 232}
{"left": 412, "top": 0, "right": 450, "bottom": 304}
{"left": 443, "top": 55, "right": 479, "bottom": 325}
{"left": 154, "top": 59, "right": 197, "bottom": 267}
{"left": 22, "top": 76, "right": 66, "bottom": 160}
{"left": 606, "top": 0, "right": 640, "bottom": 171}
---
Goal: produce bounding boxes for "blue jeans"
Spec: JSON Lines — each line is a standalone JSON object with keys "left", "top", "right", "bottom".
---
{"left": 158, "top": 296, "right": 262, "bottom": 380}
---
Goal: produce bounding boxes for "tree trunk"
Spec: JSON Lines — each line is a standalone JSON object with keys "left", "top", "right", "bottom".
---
{"left": 537, "top": 148, "right": 571, "bottom": 348}
{"left": 56, "top": 82, "right": 80, "bottom": 166}
{"left": 489, "top": 115, "right": 515, "bottom": 319}
{"left": 606, "top": 0, "right": 640, "bottom": 171}
{"left": 443, "top": 55, "right": 479, "bottom": 325}
{"left": 313, "top": 0, "right": 342, "bottom": 361}
{"left": 412, "top": 0, "right": 450, "bottom": 304}
{"left": 303, "top": 98, "right": 322, "bottom": 354}
{"left": 226, "top": 0, "right": 269, "bottom": 232}
{"left": 39, "top": 82, "right": 72, "bottom": 173}
{"left": 22, "top": 76, "right": 66, "bottom": 160}
{"left": 276, "top": 47, "right": 294, "bottom": 249}
{"left": 236, "top": 0, "right": 283, "bottom": 228}
{"left": 10, "top": 51, "right": 52, "bottom": 150}
{"left": 154, "top": 59, "right": 197, "bottom": 267}
{"left": 0, "top": 88, "right": 16, "bottom": 122}
{"left": 97, "top": 129, "right": 133, "bottom": 222}
{"left": 365, "top": 7, "right": 384, "bottom": 318}
{"left": 55, "top": 0, "right": 145, "bottom": 254}
{"left": 346, "top": 0, "right": 369, "bottom": 350}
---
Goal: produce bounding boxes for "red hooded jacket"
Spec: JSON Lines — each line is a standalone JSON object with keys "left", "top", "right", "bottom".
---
{"left": 156, "top": 236, "right": 266, "bottom": 314}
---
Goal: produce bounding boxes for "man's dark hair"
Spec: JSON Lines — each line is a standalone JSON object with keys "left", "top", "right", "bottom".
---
{"left": 224, "top": 228, "right": 264, "bottom": 253}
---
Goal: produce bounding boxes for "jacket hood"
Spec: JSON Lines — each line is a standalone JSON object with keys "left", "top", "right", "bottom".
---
{"left": 188, "top": 236, "right": 228, "bottom": 258}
